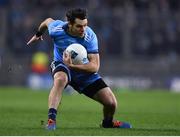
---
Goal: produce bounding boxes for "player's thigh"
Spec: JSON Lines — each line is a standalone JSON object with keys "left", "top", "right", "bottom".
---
{"left": 93, "top": 87, "right": 117, "bottom": 107}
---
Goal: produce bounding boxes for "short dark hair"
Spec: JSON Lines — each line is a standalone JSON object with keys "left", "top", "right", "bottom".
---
{"left": 66, "top": 8, "right": 87, "bottom": 23}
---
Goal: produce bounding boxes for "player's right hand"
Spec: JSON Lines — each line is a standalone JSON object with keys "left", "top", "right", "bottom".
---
{"left": 27, "top": 35, "right": 43, "bottom": 45}
{"left": 63, "top": 51, "right": 72, "bottom": 67}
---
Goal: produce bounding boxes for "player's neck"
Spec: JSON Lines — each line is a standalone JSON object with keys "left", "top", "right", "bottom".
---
{"left": 67, "top": 28, "right": 76, "bottom": 36}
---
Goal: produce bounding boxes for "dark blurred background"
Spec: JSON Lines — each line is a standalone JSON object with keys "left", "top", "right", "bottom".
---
{"left": 1, "top": 0, "right": 180, "bottom": 92}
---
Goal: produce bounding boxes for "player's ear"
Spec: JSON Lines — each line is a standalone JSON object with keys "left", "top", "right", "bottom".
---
{"left": 68, "top": 22, "right": 72, "bottom": 28}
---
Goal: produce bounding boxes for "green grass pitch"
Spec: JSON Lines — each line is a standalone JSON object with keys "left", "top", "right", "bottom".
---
{"left": 0, "top": 87, "right": 179, "bottom": 135}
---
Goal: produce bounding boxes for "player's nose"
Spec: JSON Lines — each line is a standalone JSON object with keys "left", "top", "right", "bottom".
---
{"left": 80, "top": 26, "right": 85, "bottom": 32}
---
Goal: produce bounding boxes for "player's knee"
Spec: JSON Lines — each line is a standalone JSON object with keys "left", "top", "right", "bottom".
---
{"left": 110, "top": 100, "right": 117, "bottom": 110}
{"left": 106, "top": 92, "right": 118, "bottom": 110}
{"left": 104, "top": 99, "right": 117, "bottom": 110}
{"left": 53, "top": 74, "right": 68, "bottom": 87}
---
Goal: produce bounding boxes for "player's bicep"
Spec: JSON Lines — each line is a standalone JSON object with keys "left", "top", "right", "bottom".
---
{"left": 45, "top": 18, "right": 54, "bottom": 26}
{"left": 86, "top": 37, "right": 98, "bottom": 54}
{"left": 88, "top": 53, "right": 100, "bottom": 70}
{"left": 48, "top": 20, "right": 64, "bottom": 37}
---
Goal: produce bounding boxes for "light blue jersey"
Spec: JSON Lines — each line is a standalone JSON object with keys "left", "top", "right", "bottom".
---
{"left": 48, "top": 20, "right": 101, "bottom": 92}
{"left": 48, "top": 20, "right": 98, "bottom": 62}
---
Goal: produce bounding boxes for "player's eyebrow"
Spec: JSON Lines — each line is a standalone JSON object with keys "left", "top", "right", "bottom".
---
{"left": 77, "top": 23, "right": 87, "bottom": 26}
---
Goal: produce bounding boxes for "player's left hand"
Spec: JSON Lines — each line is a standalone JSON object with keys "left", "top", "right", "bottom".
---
{"left": 63, "top": 51, "right": 73, "bottom": 67}
{"left": 27, "top": 35, "right": 43, "bottom": 45}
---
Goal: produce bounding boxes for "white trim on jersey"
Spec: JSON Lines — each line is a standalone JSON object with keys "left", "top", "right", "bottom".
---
{"left": 51, "top": 25, "right": 63, "bottom": 33}
{"left": 84, "top": 33, "right": 92, "bottom": 41}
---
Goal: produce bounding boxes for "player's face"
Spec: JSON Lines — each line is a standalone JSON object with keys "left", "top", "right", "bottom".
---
{"left": 70, "top": 18, "right": 88, "bottom": 38}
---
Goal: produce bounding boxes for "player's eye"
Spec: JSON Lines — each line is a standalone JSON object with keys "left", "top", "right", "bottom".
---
{"left": 76, "top": 25, "right": 83, "bottom": 28}
{"left": 76, "top": 24, "right": 87, "bottom": 28}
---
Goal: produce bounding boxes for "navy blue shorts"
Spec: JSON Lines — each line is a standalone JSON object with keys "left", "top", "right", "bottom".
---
{"left": 50, "top": 61, "right": 108, "bottom": 98}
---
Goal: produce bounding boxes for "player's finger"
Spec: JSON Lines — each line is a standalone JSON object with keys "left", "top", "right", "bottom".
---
{"left": 65, "top": 51, "right": 69, "bottom": 57}
{"left": 67, "top": 52, "right": 71, "bottom": 59}
{"left": 40, "top": 36, "right": 43, "bottom": 41}
{"left": 27, "top": 37, "right": 34, "bottom": 45}
{"left": 63, "top": 51, "right": 68, "bottom": 61}
{"left": 27, "top": 35, "right": 40, "bottom": 45}
{"left": 68, "top": 53, "right": 72, "bottom": 64}
{"left": 68, "top": 52, "right": 71, "bottom": 58}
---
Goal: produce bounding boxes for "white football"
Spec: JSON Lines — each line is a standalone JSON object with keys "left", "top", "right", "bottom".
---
{"left": 65, "top": 43, "right": 88, "bottom": 65}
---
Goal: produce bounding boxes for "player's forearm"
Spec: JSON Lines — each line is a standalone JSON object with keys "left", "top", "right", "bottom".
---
{"left": 69, "top": 62, "right": 99, "bottom": 73}
{"left": 37, "top": 22, "right": 47, "bottom": 34}
{"left": 37, "top": 18, "right": 54, "bottom": 35}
